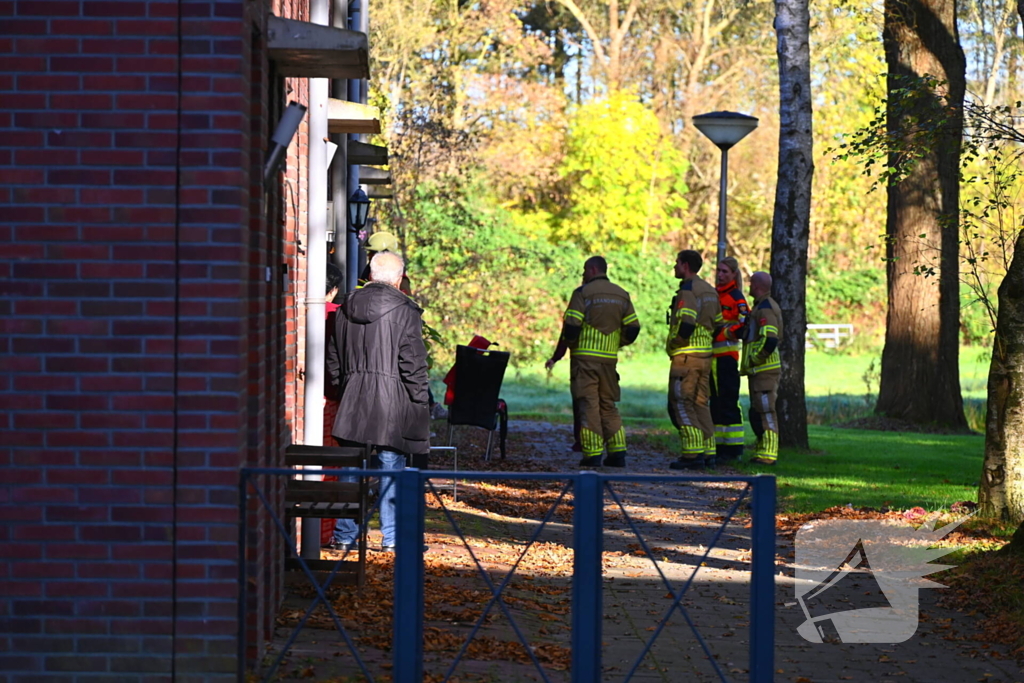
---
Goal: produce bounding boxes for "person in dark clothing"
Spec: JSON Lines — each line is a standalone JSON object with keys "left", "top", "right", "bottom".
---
{"left": 321, "top": 263, "right": 361, "bottom": 550}
{"left": 358, "top": 230, "right": 445, "bottom": 420}
{"left": 327, "top": 251, "right": 430, "bottom": 552}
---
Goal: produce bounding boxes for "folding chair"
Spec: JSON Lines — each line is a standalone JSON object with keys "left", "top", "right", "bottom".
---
{"left": 446, "top": 344, "right": 509, "bottom": 460}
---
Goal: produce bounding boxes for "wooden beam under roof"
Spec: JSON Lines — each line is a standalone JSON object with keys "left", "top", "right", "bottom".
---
{"left": 327, "top": 99, "right": 380, "bottom": 135}
{"left": 348, "top": 140, "right": 388, "bottom": 166}
{"left": 267, "top": 15, "right": 369, "bottom": 79}
{"left": 367, "top": 188, "right": 393, "bottom": 199}
{"left": 358, "top": 166, "right": 391, "bottom": 185}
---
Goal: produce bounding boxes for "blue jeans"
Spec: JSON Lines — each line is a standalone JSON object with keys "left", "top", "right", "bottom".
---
{"left": 332, "top": 449, "right": 405, "bottom": 547}
{"left": 332, "top": 467, "right": 358, "bottom": 545}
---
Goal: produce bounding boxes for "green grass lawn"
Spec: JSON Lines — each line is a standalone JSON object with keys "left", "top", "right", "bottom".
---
{"left": 734, "top": 425, "right": 984, "bottom": 512}
{"left": 470, "top": 346, "right": 993, "bottom": 424}
{"left": 465, "top": 347, "right": 994, "bottom": 515}
{"left": 626, "top": 421, "right": 984, "bottom": 513}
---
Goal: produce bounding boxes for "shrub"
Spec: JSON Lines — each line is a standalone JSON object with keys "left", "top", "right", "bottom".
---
{"left": 397, "top": 181, "right": 683, "bottom": 369}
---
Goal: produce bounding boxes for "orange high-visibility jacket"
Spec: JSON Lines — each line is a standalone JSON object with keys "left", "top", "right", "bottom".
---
{"left": 712, "top": 280, "right": 749, "bottom": 360}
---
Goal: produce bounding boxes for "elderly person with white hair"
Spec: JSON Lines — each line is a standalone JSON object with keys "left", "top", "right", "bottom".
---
{"left": 326, "top": 251, "right": 430, "bottom": 552}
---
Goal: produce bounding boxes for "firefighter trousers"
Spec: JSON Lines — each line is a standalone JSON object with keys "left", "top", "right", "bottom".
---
{"left": 667, "top": 353, "right": 714, "bottom": 458}
{"left": 747, "top": 370, "right": 780, "bottom": 460}
{"left": 570, "top": 357, "right": 626, "bottom": 459}
{"left": 710, "top": 355, "right": 744, "bottom": 459}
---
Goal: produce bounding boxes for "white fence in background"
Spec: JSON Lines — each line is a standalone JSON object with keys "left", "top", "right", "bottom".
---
{"left": 805, "top": 323, "right": 854, "bottom": 349}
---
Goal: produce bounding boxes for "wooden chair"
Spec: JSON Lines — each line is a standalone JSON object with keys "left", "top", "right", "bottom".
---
{"left": 284, "top": 443, "right": 370, "bottom": 586}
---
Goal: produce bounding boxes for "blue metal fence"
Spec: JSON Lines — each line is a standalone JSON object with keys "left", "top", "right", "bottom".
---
{"left": 238, "top": 468, "right": 776, "bottom": 683}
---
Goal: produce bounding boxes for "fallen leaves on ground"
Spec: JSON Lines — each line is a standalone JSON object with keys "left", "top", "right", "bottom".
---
{"left": 936, "top": 549, "right": 1024, "bottom": 664}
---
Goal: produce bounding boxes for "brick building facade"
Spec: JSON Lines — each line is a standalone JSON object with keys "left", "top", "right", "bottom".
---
{"left": 1, "top": 1, "right": 328, "bottom": 679}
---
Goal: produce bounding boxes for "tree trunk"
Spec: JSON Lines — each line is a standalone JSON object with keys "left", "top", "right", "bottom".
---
{"left": 876, "top": 0, "right": 968, "bottom": 429}
{"left": 992, "top": 0, "right": 1024, "bottom": 558}
{"left": 999, "top": 521, "right": 1024, "bottom": 556}
{"left": 770, "top": 0, "right": 813, "bottom": 448}
{"left": 980, "top": 229, "right": 1024, "bottom": 527}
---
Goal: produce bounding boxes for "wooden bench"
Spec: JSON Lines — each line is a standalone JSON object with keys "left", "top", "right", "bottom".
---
{"left": 284, "top": 444, "right": 370, "bottom": 586}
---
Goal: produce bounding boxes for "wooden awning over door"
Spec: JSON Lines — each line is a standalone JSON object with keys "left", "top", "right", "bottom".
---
{"left": 267, "top": 15, "right": 369, "bottom": 79}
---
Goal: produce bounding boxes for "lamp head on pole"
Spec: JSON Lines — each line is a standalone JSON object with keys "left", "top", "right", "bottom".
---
{"left": 348, "top": 188, "right": 371, "bottom": 231}
{"left": 692, "top": 111, "right": 759, "bottom": 151}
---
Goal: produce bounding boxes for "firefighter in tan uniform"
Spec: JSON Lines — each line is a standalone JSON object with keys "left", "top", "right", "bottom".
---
{"left": 667, "top": 250, "right": 724, "bottom": 470}
{"left": 548, "top": 256, "right": 641, "bottom": 468}
{"left": 741, "top": 271, "right": 783, "bottom": 465}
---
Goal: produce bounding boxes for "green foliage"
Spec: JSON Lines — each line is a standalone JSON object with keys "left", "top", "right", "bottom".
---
{"left": 402, "top": 180, "right": 578, "bottom": 370}
{"left": 831, "top": 74, "right": 959, "bottom": 189}
{"left": 398, "top": 178, "right": 684, "bottom": 369}
{"left": 554, "top": 91, "right": 689, "bottom": 254}
{"left": 834, "top": 78, "right": 1024, "bottom": 345}
{"left": 805, "top": 247, "right": 885, "bottom": 334}
{"left": 960, "top": 282, "right": 996, "bottom": 347}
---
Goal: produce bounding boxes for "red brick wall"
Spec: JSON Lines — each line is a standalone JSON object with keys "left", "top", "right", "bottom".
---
{"left": 273, "top": 1, "right": 310, "bottom": 450}
{"left": 0, "top": 0, "right": 308, "bottom": 679}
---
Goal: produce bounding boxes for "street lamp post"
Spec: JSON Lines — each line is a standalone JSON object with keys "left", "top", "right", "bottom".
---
{"left": 692, "top": 111, "right": 759, "bottom": 263}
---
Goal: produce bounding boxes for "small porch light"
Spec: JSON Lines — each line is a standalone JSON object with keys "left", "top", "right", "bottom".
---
{"left": 348, "top": 188, "right": 370, "bottom": 231}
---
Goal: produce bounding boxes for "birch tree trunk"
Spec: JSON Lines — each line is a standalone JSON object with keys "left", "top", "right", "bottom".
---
{"left": 876, "top": 0, "right": 968, "bottom": 429}
{"left": 981, "top": 0, "right": 1024, "bottom": 541}
{"left": 770, "top": 0, "right": 813, "bottom": 448}
{"left": 980, "top": 229, "right": 1024, "bottom": 527}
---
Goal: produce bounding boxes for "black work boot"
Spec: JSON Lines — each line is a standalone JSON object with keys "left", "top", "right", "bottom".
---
{"left": 716, "top": 445, "right": 744, "bottom": 462}
{"left": 603, "top": 452, "right": 627, "bottom": 468}
{"left": 578, "top": 455, "right": 602, "bottom": 469}
{"left": 669, "top": 456, "right": 706, "bottom": 470}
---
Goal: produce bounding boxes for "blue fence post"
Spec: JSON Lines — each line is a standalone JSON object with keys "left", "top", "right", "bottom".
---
{"left": 750, "top": 474, "right": 776, "bottom": 683}
{"left": 571, "top": 471, "right": 603, "bottom": 683}
{"left": 393, "top": 468, "right": 425, "bottom": 683}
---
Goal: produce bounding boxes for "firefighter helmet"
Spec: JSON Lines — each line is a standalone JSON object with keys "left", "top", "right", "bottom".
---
{"left": 365, "top": 231, "right": 399, "bottom": 253}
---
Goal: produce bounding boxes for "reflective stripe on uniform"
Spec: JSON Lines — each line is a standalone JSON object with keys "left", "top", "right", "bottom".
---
{"left": 669, "top": 344, "right": 712, "bottom": 356}
{"left": 677, "top": 425, "right": 704, "bottom": 456}
{"left": 755, "top": 428, "right": 778, "bottom": 459}
{"left": 714, "top": 424, "right": 744, "bottom": 445}
{"left": 669, "top": 319, "right": 714, "bottom": 356}
{"left": 581, "top": 427, "right": 604, "bottom": 458}
{"left": 608, "top": 427, "right": 626, "bottom": 454}
{"left": 750, "top": 358, "right": 781, "bottom": 373}
{"left": 573, "top": 323, "right": 622, "bottom": 359}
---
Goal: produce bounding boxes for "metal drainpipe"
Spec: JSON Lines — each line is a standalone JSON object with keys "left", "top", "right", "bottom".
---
{"left": 331, "top": 0, "right": 348, "bottom": 281}
{"left": 345, "top": 0, "right": 364, "bottom": 292}
{"left": 300, "top": 0, "right": 331, "bottom": 560}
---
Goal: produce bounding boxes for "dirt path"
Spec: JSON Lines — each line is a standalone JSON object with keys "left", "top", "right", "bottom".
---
{"left": 260, "top": 420, "right": 1022, "bottom": 683}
